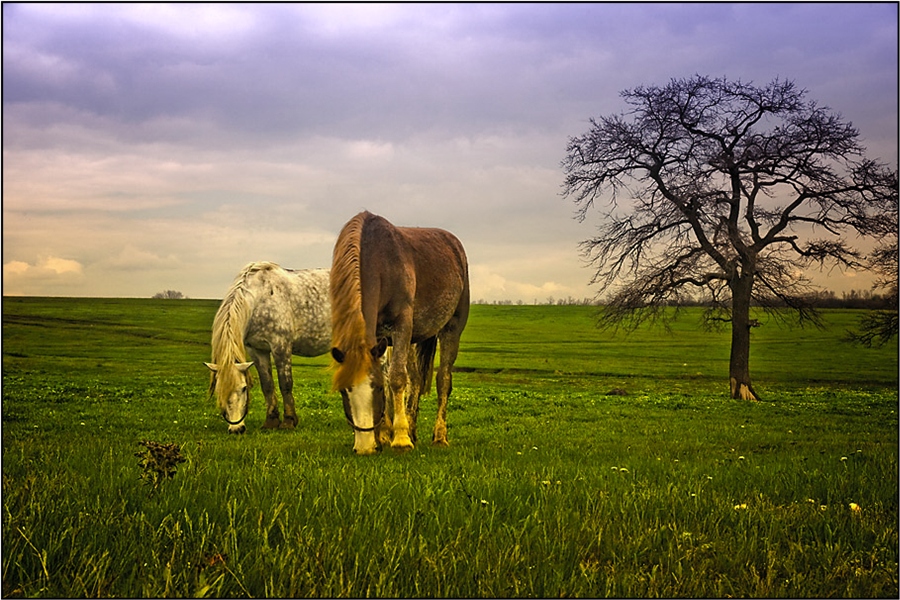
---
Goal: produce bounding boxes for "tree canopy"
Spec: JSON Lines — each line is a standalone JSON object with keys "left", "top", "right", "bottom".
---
{"left": 562, "top": 75, "right": 898, "bottom": 398}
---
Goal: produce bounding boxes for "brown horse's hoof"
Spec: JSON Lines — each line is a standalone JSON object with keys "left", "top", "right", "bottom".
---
{"left": 391, "top": 432, "right": 415, "bottom": 452}
{"left": 262, "top": 417, "right": 281, "bottom": 429}
{"left": 354, "top": 446, "right": 380, "bottom": 456}
{"left": 279, "top": 416, "right": 297, "bottom": 430}
{"left": 432, "top": 424, "right": 449, "bottom": 447}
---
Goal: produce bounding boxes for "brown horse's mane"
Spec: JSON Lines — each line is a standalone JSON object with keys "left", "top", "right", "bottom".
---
{"left": 330, "top": 212, "right": 372, "bottom": 391}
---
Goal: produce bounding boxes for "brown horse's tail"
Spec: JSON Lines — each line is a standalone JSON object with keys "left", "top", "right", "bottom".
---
{"left": 330, "top": 213, "right": 373, "bottom": 391}
{"left": 416, "top": 337, "right": 438, "bottom": 396}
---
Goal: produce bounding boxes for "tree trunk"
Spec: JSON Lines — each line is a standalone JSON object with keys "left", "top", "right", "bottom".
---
{"left": 729, "top": 272, "right": 760, "bottom": 401}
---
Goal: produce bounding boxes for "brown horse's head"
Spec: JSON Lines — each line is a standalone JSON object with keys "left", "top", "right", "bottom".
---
{"left": 331, "top": 338, "right": 388, "bottom": 454}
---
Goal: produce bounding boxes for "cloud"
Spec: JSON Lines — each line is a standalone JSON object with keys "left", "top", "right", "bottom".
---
{"left": 100, "top": 245, "right": 182, "bottom": 271}
{"left": 2, "top": 3, "right": 895, "bottom": 300}
{"left": 5, "top": 256, "right": 84, "bottom": 276}
{"left": 3, "top": 256, "right": 85, "bottom": 296}
{"left": 345, "top": 140, "right": 395, "bottom": 161}
{"left": 42, "top": 256, "right": 83, "bottom": 274}
{"left": 469, "top": 264, "right": 583, "bottom": 304}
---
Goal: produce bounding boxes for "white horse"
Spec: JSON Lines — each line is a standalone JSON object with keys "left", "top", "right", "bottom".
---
{"left": 206, "top": 262, "right": 330, "bottom": 433}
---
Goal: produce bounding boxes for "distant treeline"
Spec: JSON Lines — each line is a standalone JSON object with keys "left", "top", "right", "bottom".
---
{"left": 472, "top": 297, "right": 598, "bottom": 306}
{"left": 474, "top": 289, "right": 896, "bottom": 309}
{"left": 790, "top": 289, "right": 895, "bottom": 310}
{"left": 152, "top": 290, "right": 187, "bottom": 299}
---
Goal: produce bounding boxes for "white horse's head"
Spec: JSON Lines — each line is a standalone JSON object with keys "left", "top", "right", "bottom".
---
{"left": 206, "top": 361, "right": 254, "bottom": 433}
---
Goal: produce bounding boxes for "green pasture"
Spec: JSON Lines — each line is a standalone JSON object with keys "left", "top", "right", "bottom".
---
{"left": 2, "top": 297, "right": 898, "bottom": 597}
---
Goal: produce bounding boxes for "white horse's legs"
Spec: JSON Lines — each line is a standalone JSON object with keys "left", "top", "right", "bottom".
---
{"left": 273, "top": 347, "right": 297, "bottom": 429}
{"left": 250, "top": 349, "right": 281, "bottom": 429}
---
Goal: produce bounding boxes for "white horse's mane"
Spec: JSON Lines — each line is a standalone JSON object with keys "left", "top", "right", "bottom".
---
{"left": 209, "top": 262, "right": 277, "bottom": 407}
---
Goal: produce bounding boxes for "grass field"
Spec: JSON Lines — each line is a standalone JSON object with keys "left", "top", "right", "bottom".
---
{"left": 2, "top": 297, "right": 898, "bottom": 597}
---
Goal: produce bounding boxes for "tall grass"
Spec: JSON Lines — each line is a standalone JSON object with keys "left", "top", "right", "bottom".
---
{"left": 2, "top": 298, "right": 897, "bottom": 597}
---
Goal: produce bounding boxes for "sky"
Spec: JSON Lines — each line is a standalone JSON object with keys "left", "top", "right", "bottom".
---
{"left": 2, "top": 2, "right": 897, "bottom": 301}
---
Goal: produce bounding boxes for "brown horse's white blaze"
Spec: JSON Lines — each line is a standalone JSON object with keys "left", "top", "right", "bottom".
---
{"left": 330, "top": 211, "right": 469, "bottom": 455}
{"left": 339, "top": 377, "right": 381, "bottom": 455}
{"left": 345, "top": 383, "right": 376, "bottom": 452}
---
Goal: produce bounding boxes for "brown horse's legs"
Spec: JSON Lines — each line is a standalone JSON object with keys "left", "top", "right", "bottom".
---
{"left": 405, "top": 345, "right": 422, "bottom": 444}
{"left": 388, "top": 331, "right": 415, "bottom": 451}
{"left": 377, "top": 350, "right": 394, "bottom": 447}
{"left": 376, "top": 412, "right": 393, "bottom": 448}
{"left": 250, "top": 350, "right": 281, "bottom": 429}
{"left": 274, "top": 348, "right": 297, "bottom": 429}
{"left": 433, "top": 333, "right": 459, "bottom": 447}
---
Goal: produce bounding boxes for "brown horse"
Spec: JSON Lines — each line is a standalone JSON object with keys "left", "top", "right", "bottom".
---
{"left": 330, "top": 211, "right": 469, "bottom": 455}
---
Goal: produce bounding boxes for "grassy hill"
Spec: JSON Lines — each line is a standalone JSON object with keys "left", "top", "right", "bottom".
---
{"left": 2, "top": 298, "right": 897, "bottom": 597}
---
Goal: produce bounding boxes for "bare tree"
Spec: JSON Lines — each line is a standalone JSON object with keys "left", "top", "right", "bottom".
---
{"left": 847, "top": 192, "right": 898, "bottom": 347}
{"left": 562, "top": 75, "right": 897, "bottom": 400}
{"left": 152, "top": 290, "right": 185, "bottom": 299}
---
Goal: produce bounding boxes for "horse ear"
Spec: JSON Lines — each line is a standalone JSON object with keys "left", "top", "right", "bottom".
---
{"left": 236, "top": 362, "right": 254, "bottom": 372}
{"left": 371, "top": 338, "right": 388, "bottom": 360}
{"left": 205, "top": 362, "right": 218, "bottom": 372}
{"left": 331, "top": 348, "right": 345, "bottom": 363}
